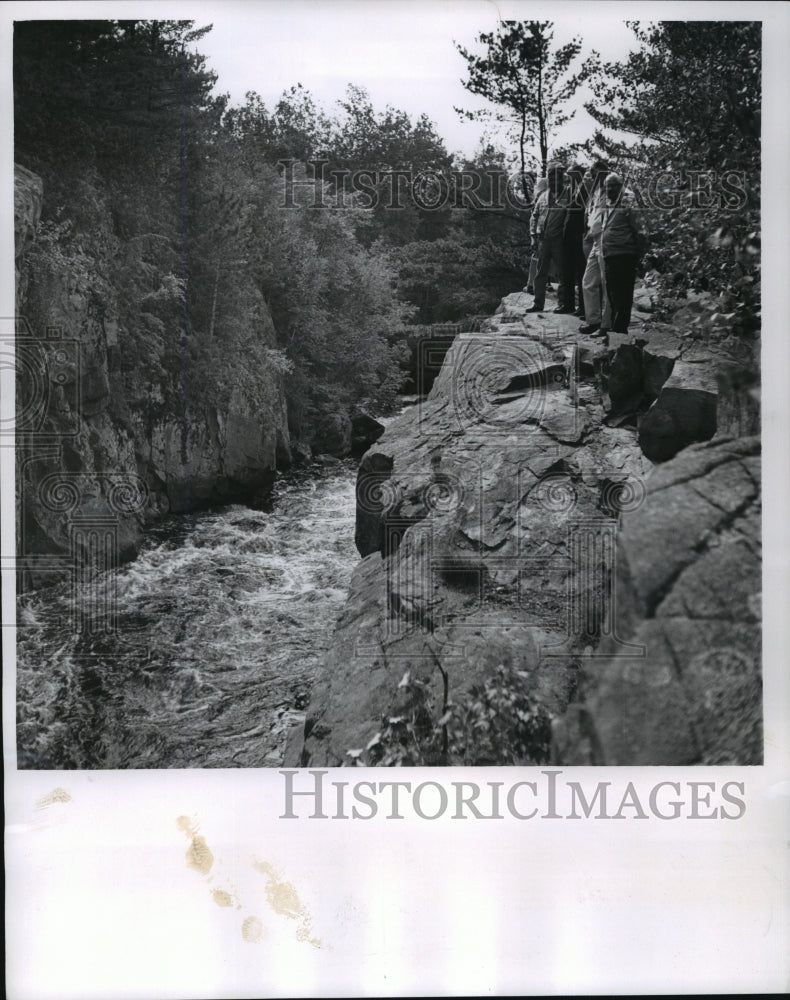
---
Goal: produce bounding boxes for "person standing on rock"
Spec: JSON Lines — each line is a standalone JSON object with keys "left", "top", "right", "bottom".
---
{"left": 600, "top": 172, "right": 648, "bottom": 335}
{"left": 524, "top": 176, "right": 548, "bottom": 295}
{"left": 562, "top": 163, "right": 588, "bottom": 320}
{"left": 527, "top": 161, "right": 571, "bottom": 314}
{"left": 580, "top": 160, "right": 612, "bottom": 337}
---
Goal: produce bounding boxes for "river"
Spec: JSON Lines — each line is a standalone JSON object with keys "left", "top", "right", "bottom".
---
{"left": 16, "top": 461, "right": 360, "bottom": 769}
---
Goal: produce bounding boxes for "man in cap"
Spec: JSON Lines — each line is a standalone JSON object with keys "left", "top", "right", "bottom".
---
{"left": 579, "top": 159, "right": 612, "bottom": 336}
{"left": 600, "top": 172, "right": 648, "bottom": 334}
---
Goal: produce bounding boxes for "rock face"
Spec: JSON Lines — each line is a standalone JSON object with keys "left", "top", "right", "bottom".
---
{"left": 14, "top": 165, "right": 43, "bottom": 313}
{"left": 14, "top": 166, "right": 290, "bottom": 588}
{"left": 554, "top": 435, "right": 761, "bottom": 765}
{"left": 286, "top": 289, "right": 762, "bottom": 767}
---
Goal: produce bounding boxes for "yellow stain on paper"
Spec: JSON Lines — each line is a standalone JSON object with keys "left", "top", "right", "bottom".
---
{"left": 253, "top": 859, "right": 324, "bottom": 949}
{"left": 253, "top": 860, "right": 303, "bottom": 919}
{"left": 177, "top": 815, "right": 214, "bottom": 875}
{"left": 36, "top": 787, "right": 71, "bottom": 808}
{"left": 175, "top": 815, "right": 325, "bottom": 948}
{"left": 241, "top": 915, "right": 265, "bottom": 943}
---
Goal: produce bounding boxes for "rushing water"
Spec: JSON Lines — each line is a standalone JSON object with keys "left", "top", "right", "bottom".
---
{"left": 16, "top": 462, "right": 359, "bottom": 769}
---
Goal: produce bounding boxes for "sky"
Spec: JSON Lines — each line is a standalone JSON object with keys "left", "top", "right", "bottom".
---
{"left": 190, "top": 0, "right": 641, "bottom": 162}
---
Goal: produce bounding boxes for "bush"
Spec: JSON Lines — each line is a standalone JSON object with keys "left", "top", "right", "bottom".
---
{"left": 347, "top": 662, "right": 553, "bottom": 767}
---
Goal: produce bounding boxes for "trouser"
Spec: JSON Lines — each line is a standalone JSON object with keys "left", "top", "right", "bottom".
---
{"left": 604, "top": 253, "right": 637, "bottom": 333}
{"left": 533, "top": 235, "right": 570, "bottom": 309}
{"left": 527, "top": 252, "right": 538, "bottom": 290}
{"left": 582, "top": 245, "right": 612, "bottom": 328}
{"left": 562, "top": 232, "right": 586, "bottom": 313}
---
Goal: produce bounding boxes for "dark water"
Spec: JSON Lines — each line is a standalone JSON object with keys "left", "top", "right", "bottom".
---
{"left": 16, "top": 463, "right": 359, "bottom": 769}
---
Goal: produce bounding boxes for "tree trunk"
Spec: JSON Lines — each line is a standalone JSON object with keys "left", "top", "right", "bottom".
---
{"left": 519, "top": 100, "right": 529, "bottom": 201}
{"left": 537, "top": 55, "right": 547, "bottom": 174}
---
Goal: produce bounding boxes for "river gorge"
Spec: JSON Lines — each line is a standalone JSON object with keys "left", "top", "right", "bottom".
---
{"left": 16, "top": 463, "right": 358, "bottom": 768}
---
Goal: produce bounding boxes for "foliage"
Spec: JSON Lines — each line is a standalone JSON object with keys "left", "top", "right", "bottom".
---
{"left": 348, "top": 662, "right": 553, "bottom": 766}
{"left": 223, "top": 85, "right": 333, "bottom": 168}
{"left": 390, "top": 157, "right": 532, "bottom": 324}
{"left": 393, "top": 229, "right": 526, "bottom": 325}
{"left": 584, "top": 21, "right": 760, "bottom": 172}
{"left": 16, "top": 21, "right": 414, "bottom": 450}
{"left": 238, "top": 162, "right": 410, "bottom": 433}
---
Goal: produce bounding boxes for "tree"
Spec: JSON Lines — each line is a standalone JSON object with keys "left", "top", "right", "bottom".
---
{"left": 584, "top": 21, "right": 760, "bottom": 173}
{"left": 328, "top": 85, "right": 453, "bottom": 246}
{"left": 455, "top": 21, "right": 590, "bottom": 190}
{"left": 15, "top": 20, "right": 223, "bottom": 210}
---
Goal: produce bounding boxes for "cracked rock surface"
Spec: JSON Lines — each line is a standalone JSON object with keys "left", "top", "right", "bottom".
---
{"left": 554, "top": 435, "right": 761, "bottom": 765}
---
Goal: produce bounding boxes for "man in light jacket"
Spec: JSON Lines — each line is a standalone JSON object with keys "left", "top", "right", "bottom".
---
{"left": 524, "top": 176, "right": 548, "bottom": 295}
{"left": 600, "top": 172, "right": 648, "bottom": 334}
{"left": 580, "top": 160, "right": 612, "bottom": 336}
{"left": 528, "top": 162, "right": 571, "bottom": 314}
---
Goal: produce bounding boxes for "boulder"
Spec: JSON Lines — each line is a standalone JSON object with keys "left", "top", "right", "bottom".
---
{"left": 638, "top": 359, "right": 718, "bottom": 461}
{"left": 312, "top": 410, "right": 352, "bottom": 457}
{"left": 350, "top": 410, "right": 385, "bottom": 457}
{"left": 291, "top": 439, "right": 313, "bottom": 465}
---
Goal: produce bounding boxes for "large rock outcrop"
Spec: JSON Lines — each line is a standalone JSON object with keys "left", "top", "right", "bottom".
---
{"left": 14, "top": 165, "right": 290, "bottom": 588}
{"left": 287, "top": 289, "right": 761, "bottom": 767}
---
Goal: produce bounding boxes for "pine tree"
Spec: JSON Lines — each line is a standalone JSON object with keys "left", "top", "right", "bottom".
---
{"left": 455, "top": 21, "right": 590, "bottom": 189}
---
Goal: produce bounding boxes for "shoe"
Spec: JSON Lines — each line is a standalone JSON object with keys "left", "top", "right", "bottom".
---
{"left": 526, "top": 304, "right": 544, "bottom": 313}
{"left": 579, "top": 323, "right": 600, "bottom": 335}
{"left": 553, "top": 306, "right": 574, "bottom": 314}
{"left": 526, "top": 285, "right": 534, "bottom": 294}
{"left": 574, "top": 309, "right": 586, "bottom": 319}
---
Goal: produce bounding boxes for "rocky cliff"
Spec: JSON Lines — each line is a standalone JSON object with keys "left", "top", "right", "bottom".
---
{"left": 286, "top": 287, "right": 761, "bottom": 766}
{"left": 14, "top": 164, "right": 290, "bottom": 588}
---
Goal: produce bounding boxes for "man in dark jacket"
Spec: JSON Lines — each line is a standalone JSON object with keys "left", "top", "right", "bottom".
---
{"left": 601, "top": 173, "right": 648, "bottom": 334}
{"left": 562, "top": 163, "right": 587, "bottom": 317}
